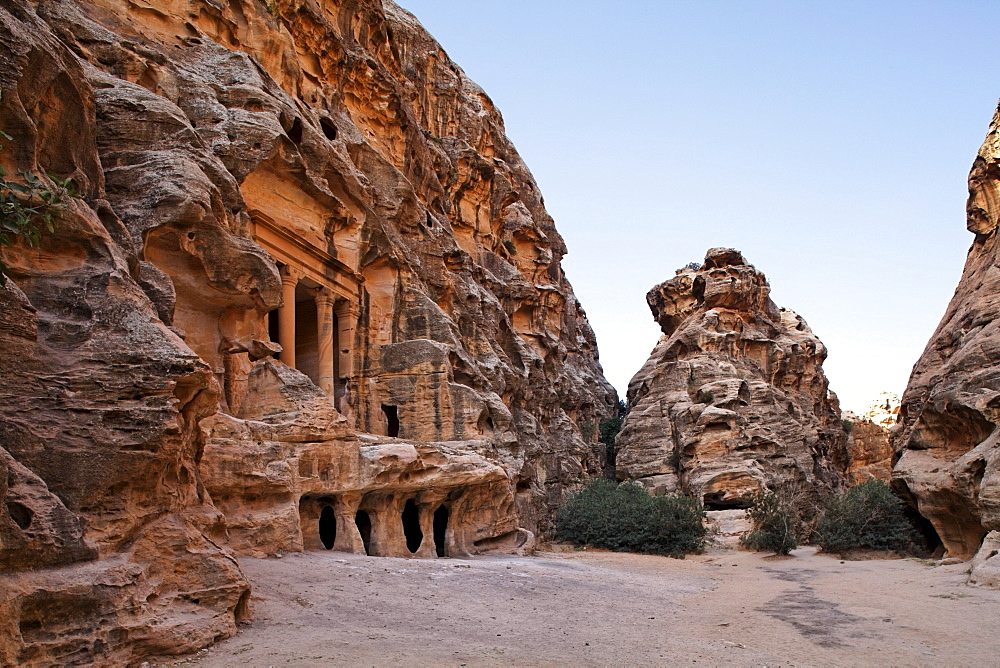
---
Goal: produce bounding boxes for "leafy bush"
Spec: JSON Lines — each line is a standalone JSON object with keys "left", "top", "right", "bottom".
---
{"left": 0, "top": 129, "right": 78, "bottom": 284}
{"left": 555, "top": 479, "right": 705, "bottom": 558}
{"left": 741, "top": 489, "right": 798, "bottom": 555}
{"left": 814, "top": 480, "right": 914, "bottom": 553}
{"left": 841, "top": 418, "right": 854, "bottom": 434}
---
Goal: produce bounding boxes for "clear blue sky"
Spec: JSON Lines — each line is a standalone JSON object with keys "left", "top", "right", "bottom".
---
{"left": 397, "top": 0, "right": 999, "bottom": 412}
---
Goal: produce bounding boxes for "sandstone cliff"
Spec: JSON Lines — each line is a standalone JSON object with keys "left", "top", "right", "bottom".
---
{"left": 893, "top": 103, "right": 1000, "bottom": 578}
{"left": 844, "top": 416, "right": 893, "bottom": 484}
{"left": 616, "top": 248, "right": 849, "bottom": 510}
{"left": 0, "top": 0, "right": 615, "bottom": 663}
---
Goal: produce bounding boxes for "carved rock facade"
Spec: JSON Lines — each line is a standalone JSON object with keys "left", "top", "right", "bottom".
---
{"left": 0, "top": 0, "right": 615, "bottom": 663}
{"left": 616, "top": 248, "right": 849, "bottom": 509}
{"left": 893, "top": 104, "right": 1000, "bottom": 578}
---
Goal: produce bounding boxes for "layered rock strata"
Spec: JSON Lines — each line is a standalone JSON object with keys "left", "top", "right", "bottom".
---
{"left": 0, "top": 0, "right": 615, "bottom": 663}
{"left": 616, "top": 248, "right": 849, "bottom": 510}
{"left": 893, "top": 104, "right": 1000, "bottom": 578}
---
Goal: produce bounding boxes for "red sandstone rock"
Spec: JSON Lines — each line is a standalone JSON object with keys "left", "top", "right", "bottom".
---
{"left": 0, "top": 0, "right": 614, "bottom": 662}
{"left": 893, "top": 103, "right": 1000, "bottom": 571}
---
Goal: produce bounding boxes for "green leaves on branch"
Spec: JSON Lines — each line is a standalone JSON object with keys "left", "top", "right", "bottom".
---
{"left": 0, "top": 130, "right": 78, "bottom": 285}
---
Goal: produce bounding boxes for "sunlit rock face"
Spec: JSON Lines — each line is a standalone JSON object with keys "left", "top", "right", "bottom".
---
{"left": 616, "top": 248, "right": 849, "bottom": 510}
{"left": 843, "top": 414, "right": 893, "bottom": 484}
{"left": 0, "top": 0, "right": 615, "bottom": 662}
{"left": 893, "top": 104, "right": 1000, "bottom": 569}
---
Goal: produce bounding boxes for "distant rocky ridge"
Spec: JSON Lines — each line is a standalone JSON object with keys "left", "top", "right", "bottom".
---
{"left": 0, "top": 0, "right": 615, "bottom": 663}
{"left": 893, "top": 102, "right": 1000, "bottom": 583}
{"left": 843, "top": 392, "right": 898, "bottom": 484}
{"left": 615, "top": 248, "right": 850, "bottom": 510}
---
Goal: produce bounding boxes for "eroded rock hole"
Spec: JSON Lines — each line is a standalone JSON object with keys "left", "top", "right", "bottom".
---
{"left": 382, "top": 404, "right": 399, "bottom": 437}
{"left": 287, "top": 117, "right": 303, "bottom": 144}
{"left": 402, "top": 499, "right": 423, "bottom": 553}
{"left": 355, "top": 510, "right": 372, "bottom": 555}
{"left": 433, "top": 504, "right": 449, "bottom": 557}
{"left": 319, "top": 505, "right": 336, "bottom": 550}
{"left": 320, "top": 117, "right": 337, "bottom": 141}
{"left": 7, "top": 501, "right": 32, "bottom": 530}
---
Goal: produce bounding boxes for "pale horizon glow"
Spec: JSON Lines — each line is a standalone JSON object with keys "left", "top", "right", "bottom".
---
{"left": 397, "top": 0, "right": 996, "bottom": 413}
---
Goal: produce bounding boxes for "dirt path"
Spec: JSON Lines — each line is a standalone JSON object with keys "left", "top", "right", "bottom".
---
{"left": 172, "top": 546, "right": 1000, "bottom": 666}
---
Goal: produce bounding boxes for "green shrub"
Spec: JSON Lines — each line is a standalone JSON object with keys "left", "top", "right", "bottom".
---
{"left": 0, "top": 127, "right": 78, "bottom": 284}
{"left": 741, "top": 489, "right": 798, "bottom": 555}
{"left": 841, "top": 418, "right": 854, "bottom": 434}
{"left": 814, "top": 480, "right": 914, "bottom": 553}
{"left": 555, "top": 479, "right": 705, "bottom": 558}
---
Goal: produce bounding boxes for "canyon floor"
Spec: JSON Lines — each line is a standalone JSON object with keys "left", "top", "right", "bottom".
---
{"left": 170, "top": 546, "right": 1000, "bottom": 666}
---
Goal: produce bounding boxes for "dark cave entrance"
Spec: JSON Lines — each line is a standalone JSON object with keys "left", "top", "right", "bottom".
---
{"left": 702, "top": 491, "right": 752, "bottom": 511}
{"left": 402, "top": 499, "right": 423, "bottom": 553}
{"left": 355, "top": 509, "right": 372, "bottom": 555}
{"left": 382, "top": 405, "right": 399, "bottom": 437}
{"left": 433, "top": 504, "right": 449, "bottom": 557}
{"left": 892, "top": 479, "right": 944, "bottom": 557}
{"left": 319, "top": 505, "right": 336, "bottom": 550}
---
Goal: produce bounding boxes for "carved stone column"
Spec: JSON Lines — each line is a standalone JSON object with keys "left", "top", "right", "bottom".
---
{"left": 315, "top": 288, "right": 336, "bottom": 394}
{"left": 334, "top": 300, "right": 358, "bottom": 380}
{"left": 278, "top": 265, "right": 299, "bottom": 368}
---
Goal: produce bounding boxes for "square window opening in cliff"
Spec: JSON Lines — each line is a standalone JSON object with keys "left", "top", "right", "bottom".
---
{"left": 402, "top": 499, "right": 423, "bottom": 554}
{"left": 355, "top": 509, "right": 372, "bottom": 555}
{"left": 319, "top": 504, "right": 337, "bottom": 550}
{"left": 382, "top": 405, "right": 399, "bottom": 437}
{"left": 433, "top": 504, "right": 449, "bottom": 557}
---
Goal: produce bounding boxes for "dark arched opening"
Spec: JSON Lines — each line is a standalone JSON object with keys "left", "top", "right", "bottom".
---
{"left": 892, "top": 478, "right": 943, "bottom": 557}
{"left": 319, "top": 505, "right": 336, "bottom": 550}
{"left": 355, "top": 509, "right": 372, "bottom": 555}
{"left": 402, "top": 499, "right": 423, "bottom": 554}
{"left": 320, "top": 117, "right": 338, "bottom": 141}
{"left": 382, "top": 405, "right": 399, "bottom": 437}
{"left": 433, "top": 504, "right": 449, "bottom": 557}
{"left": 702, "top": 491, "right": 751, "bottom": 511}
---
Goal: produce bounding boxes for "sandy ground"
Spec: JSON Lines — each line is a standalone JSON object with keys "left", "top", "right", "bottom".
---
{"left": 173, "top": 546, "right": 1000, "bottom": 666}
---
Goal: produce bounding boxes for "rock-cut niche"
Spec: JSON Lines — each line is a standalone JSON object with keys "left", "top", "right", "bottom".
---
{"left": 319, "top": 505, "right": 336, "bottom": 550}
{"left": 402, "top": 499, "right": 423, "bottom": 553}
{"left": 433, "top": 504, "right": 449, "bottom": 557}
{"left": 355, "top": 509, "right": 372, "bottom": 555}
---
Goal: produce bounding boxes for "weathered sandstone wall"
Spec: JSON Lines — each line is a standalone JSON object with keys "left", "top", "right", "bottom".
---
{"left": 616, "top": 248, "right": 849, "bottom": 509}
{"left": 893, "top": 103, "right": 1000, "bottom": 578}
{"left": 845, "top": 417, "right": 893, "bottom": 484}
{"left": 0, "top": 0, "right": 615, "bottom": 663}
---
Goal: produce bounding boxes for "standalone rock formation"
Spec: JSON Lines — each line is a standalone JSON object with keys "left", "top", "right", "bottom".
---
{"left": 893, "top": 103, "right": 1000, "bottom": 577}
{"left": 616, "top": 248, "right": 849, "bottom": 510}
{"left": 0, "top": 0, "right": 615, "bottom": 662}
